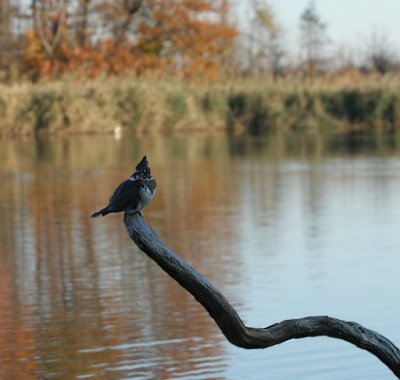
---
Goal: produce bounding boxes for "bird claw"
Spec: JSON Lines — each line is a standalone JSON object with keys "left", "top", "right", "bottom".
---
{"left": 125, "top": 211, "right": 143, "bottom": 217}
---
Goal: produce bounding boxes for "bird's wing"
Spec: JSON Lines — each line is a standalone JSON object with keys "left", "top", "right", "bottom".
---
{"left": 108, "top": 180, "right": 143, "bottom": 210}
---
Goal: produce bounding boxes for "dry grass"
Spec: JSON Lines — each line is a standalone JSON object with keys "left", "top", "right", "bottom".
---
{"left": 1, "top": 73, "right": 400, "bottom": 137}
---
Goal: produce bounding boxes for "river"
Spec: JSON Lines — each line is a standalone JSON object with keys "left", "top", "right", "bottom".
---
{"left": 0, "top": 133, "right": 399, "bottom": 379}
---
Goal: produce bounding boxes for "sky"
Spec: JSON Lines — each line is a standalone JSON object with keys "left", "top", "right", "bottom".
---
{"left": 237, "top": 0, "right": 400, "bottom": 61}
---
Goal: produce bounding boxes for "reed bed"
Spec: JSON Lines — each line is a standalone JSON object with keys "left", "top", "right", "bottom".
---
{"left": 1, "top": 73, "right": 399, "bottom": 137}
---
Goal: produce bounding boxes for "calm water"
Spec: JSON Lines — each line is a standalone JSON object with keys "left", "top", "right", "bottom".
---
{"left": 0, "top": 133, "right": 399, "bottom": 380}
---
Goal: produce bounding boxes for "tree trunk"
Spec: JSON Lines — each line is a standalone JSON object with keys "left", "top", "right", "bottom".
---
{"left": 123, "top": 213, "right": 400, "bottom": 378}
{"left": 31, "top": 0, "right": 66, "bottom": 59}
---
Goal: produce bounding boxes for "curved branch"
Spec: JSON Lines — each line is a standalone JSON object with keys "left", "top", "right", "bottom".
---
{"left": 123, "top": 213, "right": 400, "bottom": 378}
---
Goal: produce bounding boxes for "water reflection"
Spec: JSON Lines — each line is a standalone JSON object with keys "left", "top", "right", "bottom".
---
{"left": 0, "top": 133, "right": 399, "bottom": 379}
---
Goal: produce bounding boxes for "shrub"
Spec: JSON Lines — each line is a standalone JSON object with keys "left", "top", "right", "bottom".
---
{"left": 29, "top": 91, "right": 59, "bottom": 132}
{"left": 165, "top": 93, "right": 188, "bottom": 126}
{"left": 201, "top": 91, "right": 227, "bottom": 117}
{"left": 114, "top": 87, "right": 145, "bottom": 127}
{"left": 382, "top": 94, "right": 400, "bottom": 128}
{"left": 228, "top": 92, "right": 251, "bottom": 119}
{"left": 228, "top": 92, "right": 280, "bottom": 134}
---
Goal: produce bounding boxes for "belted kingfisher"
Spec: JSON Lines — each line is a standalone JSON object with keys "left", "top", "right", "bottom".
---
{"left": 91, "top": 156, "right": 157, "bottom": 218}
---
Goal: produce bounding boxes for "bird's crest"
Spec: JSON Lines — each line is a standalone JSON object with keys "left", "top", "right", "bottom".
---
{"left": 131, "top": 156, "right": 152, "bottom": 178}
{"left": 136, "top": 156, "right": 148, "bottom": 172}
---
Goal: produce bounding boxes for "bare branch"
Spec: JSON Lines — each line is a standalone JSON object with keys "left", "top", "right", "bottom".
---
{"left": 124, "top": 213, "right": 400, "bottom": 378}
{"left": 31, "top": 0, "right": 66, "bottom": 59}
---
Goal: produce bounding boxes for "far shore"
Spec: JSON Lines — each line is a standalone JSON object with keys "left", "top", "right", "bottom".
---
{"left": 1, "top": 74, "right": 399, "bottom": 138}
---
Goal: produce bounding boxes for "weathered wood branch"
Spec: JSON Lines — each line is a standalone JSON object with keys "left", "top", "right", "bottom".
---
{"left": 124, "top": 213, "right": 400, "bottom": 378}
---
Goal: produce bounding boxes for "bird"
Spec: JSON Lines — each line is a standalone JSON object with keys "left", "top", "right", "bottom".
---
{"left": 113, "top": 125, "right": 122, "bottom": 140}
{"left": 91, "top": 156, "right": 157, "bottom": 218}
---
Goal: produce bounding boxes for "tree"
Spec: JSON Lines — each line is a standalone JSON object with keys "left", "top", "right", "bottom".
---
{"left": 134, "top": 0, "right": 237, "bottom": 79}
{"left": 365, "top": 30, "right": 396, "bottom": 74}
{"left": 0, "top": 0, "right": 14, "bottom": 70}
{"left": 233, "top": 0, "right": 284, "bottom": 77}
{"left": 22, "top": 0, "right": 236, "bottom": 79}
{"left": 74, "top": 0, "right": 93, "bottom": 48}
{"left": 96, "top": 0, "right": 143, "bottom": 43}
{"left": 0, "top": 0, "right": 26, "bottom": 75}
{"left": 299, "top": 0, "right": 328, "bottom": 75}
{"left": 123, "top": 213, "right": 400, "bottom": 376}
{"left": 31, "top": 0, "right": 68, "bottom": 60}
{"left": 249, "top": 0, "right": 284, "bottom": 77}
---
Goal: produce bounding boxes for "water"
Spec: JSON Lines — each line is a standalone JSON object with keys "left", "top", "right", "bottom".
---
{"left": 0, "top": 133, "right": 399, "bottom": 379}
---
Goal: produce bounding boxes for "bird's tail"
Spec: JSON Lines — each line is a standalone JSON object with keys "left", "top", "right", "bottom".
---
{"left": 91, "top": 207, "right": 112, "bottom": 218}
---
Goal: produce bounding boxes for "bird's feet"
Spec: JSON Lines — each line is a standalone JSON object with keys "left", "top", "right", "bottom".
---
{"left": 125, "top": 211, "right": 143, "bottom": 217}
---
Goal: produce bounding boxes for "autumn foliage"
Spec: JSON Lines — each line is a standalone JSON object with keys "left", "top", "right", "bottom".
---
{"left": 24, "top": 0, "right": 237, "bottom": 79}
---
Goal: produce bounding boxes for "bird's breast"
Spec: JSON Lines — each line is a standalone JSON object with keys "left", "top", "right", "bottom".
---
{"left": 139, "top": 184, "right": 155, "bottom": 206}
{"left": 121, "top": 179, "right": 155, "bottom": 214}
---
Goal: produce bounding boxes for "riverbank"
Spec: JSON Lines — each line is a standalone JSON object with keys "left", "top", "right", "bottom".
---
{"left": 1, "top": 74, "right": 399, "bottom": 137}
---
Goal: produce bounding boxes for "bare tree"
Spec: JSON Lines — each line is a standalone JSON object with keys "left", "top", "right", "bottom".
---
{"left": 0, "top": 0, "right": 26, "bottom": 73}
{"left": 96, "top": 0, "right": 143, "bottom": 43}
{"left": 299, "top": 0, "right": 328, "bottom": 75}
{"left": 75, "top": 0, "right": 92, "bottom": 47}
{"left": 365, "top": 30, "right": 396, "bottom": 74}
{"left": 0, "top": 0, "right": 14, "bottom": 70}
{"left": 0, "top": 1, "right": 13, "bottom": 42}
{"left": 239, "top": 0, "right": 284, "bottom": 77}
{"left": 252, "top": 0, "right": 284, "bottom": 77}
{"left": 31, "top": 0, "right": 68, "bottom": 59}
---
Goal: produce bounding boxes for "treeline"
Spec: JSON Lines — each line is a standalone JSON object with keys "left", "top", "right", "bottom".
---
{"left": 1, "top": 1, "right": 399, "bottom": 81}
{"left": 0, "top": 0, "right": 236, "bottom": 79}
{"left": 1, "top": 1, "right": 400, "bottom": 136}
